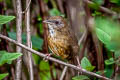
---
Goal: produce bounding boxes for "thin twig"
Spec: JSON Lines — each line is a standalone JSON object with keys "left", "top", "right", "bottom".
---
{"left": 88, "top": 18, "right": 104, "bottom": 70}
{"left": 56, "top": 0, "right": 64, "bottom": 13}
{"left": 15, "top": 0, "right": 22, "bottom": 80}
{"left": 22, "top": 0, "right": 31, "bottom": 14}
{"left": 25, "top": 0, "right": 33, "bottom": 79}
{"left": 38, "top": 0, "right": 48, "bottom": 53}
{"left": 78, "top": 30, "right": 87, "bottom": 46}
{"left": 83, "top": 0, "right": 117, "bottom": 16}
{"left": 0, "top": 34, "right": 112, "bottom": 80}
{"left": 60, "top": 66, "right": 68, "bottom": 80}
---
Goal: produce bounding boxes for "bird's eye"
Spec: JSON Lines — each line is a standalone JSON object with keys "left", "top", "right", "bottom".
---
{"left": 55, "top": 21, "right": 59, "bottom": 25}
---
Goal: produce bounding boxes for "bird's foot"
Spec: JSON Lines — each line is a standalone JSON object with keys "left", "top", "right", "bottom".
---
{"left": 43, "top": 53, "right": 52, "bottom": 62}
{"left": 76, "top": 56, "right": 83, "bottom": 75}
{"left": 77, "top": 65, "right": 83, "bottom": 75}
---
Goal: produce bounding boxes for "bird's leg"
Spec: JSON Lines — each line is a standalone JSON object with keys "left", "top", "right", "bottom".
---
{"left": 76, "top": 56, "right": 82, "bottom": 75}
{"left": 43, "top": 53, "right": 53, "bottom": 61}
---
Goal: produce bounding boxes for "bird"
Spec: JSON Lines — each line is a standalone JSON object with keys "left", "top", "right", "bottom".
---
{"left": 43, "top": 16, "right": 79, "bottom": 64}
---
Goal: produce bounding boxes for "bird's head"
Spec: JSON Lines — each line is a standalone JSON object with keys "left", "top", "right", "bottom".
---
{"left": 43, "top": 16, "right": 67, "bottom": 30}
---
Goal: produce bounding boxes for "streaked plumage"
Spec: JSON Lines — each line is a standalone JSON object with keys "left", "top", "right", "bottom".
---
{"left": 44, "top": 16, "right": 79, "bottom": 60}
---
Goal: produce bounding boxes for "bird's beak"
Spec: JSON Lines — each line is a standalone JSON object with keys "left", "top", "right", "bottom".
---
{"left": 43, "top": 20, "right": 52, "bottom": 24}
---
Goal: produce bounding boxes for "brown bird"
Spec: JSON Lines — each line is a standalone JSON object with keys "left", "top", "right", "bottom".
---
{"left": 43, "top": 16, "right": 79, "bottom": 63}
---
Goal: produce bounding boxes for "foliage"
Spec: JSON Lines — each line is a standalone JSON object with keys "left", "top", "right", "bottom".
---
{"left": 81, "top": 57, "right": 95, "bottom": 71}
{"left": 95, "top": 17, "right": 120, "bottom": 52}
{"left": 72, "top": 75, "right": 90, "bottom": 80}
{"left": 39, "top": 61, "right": 56, "bottom": 80}
{"left": 0, "top": 73, "right": 9, "bottom": 80}
{"left": 49, "top": 8, "right": 64, "bottom": 17}
{"left": 1, "top": 0, "right": 120, "bottom": 80}
{"left": 39, "top": 61, "right": 51, "bottom": 80}
{"left": 95, "top": 17, "right": 120, "bottom": 78}
{"left": 0, "top": 15, "right": 15, "bottom": 25}
{"left": 8, "top": 32, "right": 43, "bottom": 50}
{"left": 37, "top": 16, "right": 44, "bottom": 34}
{"left": 0, "top": 51, "right": 22, "bottom": 79}
{"left": 0, "top": 51, "right": 22, "bottom": 66}
{"left": 92, "top": 0, "right": 104, "bottom": 5}
{"left": 104, "top": 65, "right": 114, "bottom": 78}
{"left": 105, "top": 58, "right": 115, "bottom": 65}
{"left": 110, "top": 0, "right": 120, "bottom": 6}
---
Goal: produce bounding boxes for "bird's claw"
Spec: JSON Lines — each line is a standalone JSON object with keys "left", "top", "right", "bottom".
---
{"left": 43, "top": 53, "right": 52, "bottom": 62}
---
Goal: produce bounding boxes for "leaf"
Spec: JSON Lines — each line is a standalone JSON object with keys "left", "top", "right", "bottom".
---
{"left": 105, "top": 42, "right": 118, "bottom": 51}
{"left": 105, "top": 58, "right": 115, "bottom": 65}
{"left": 96, "top": 28, "right": 111, "bottom": 44}
{"left": 31, "top": 35, "right": 43, "bottom": 50}
{"left": 88, "top": 2, "right": 99, "bottom": 10}
{"left": 32, "top": 54, "right": 41, "bottom": 65}
{"left": 104, "top": 65, "right": 114, "bottom": 78}
{"left": 0, "top": 15, "right": 15, "bottom": 24}
{"left": 110, "top": 0, "right": 120, "bottom": 6}
{"left": 114, "top": 50, "right": 120, "bottom": 59}
{"left": 81, "top": 57, "right": 95, "bottom": 71}
{"left": 37, "top": 16, "right": 43, "bottom": 34}
{"left": 0, "top": 51, "right": 22, "bottom": 66}
{"left": 43, "top": 0, "right": 48, "bottom": 3}
{"left": 8, "top": 32, "right": 43, "bottom": 50}
{"left": 39, "top": 61, "right": 51, "bottom": 80}
{"left": 72, "top": 75, "right": 90, "bottom": 80}
{"left": 96, "top": 70, "right": 106, "bottom": 75}
{"left": 92, "top": 11, "right": 102, "bottom": 16}
{"left": 95, "top": 17, "right": 120, "bottom": 51}
{"left": 8, "top": 32, "right": 16, "bottom": 40}
{"left": 92, "top": 0, "right": 104, "bottom": 5}
{"left": 49, "top": 8, "right": 64, "bottom": 17}
{"left": 0, "top": 73, "right": 8, "bottom": 80}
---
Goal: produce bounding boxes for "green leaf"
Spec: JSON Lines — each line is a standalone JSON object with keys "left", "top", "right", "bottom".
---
{"left": 0, "top": 51, "right": 22, "bottom": 66}
{"left": 96, "top": 28, "right": 111, "bottom": 44}
{"left": 0, "top": 73, "right": 8, "bottom": 80}
{"left": 92, "top": 11, "right": 102, "bottom": 16}
{"left": 31, "top": 36, "right": 43, "bottom": 50}
{"left": 95, "top": 17, "right": 120, "bottom": 51}
{"left": 32, "top": 54, "right": 41, "bottom": 65}
{"left": 96, "top": 70, "right": 106, "bottom": 75}
{"left": 8, "top": 32, "right": 43, "bottom": 50}
{"left": 0, "top": 15, "right": 15, "bottom": 24}
{"left": 105, "top": 42, "right": 118, "bottom": 51}
{"left": 43, "top": 0, "right": 48, "bottom": 3}
{"left": 49, "top": 8, "right": 64, "bottom": 17}
{"left": 115, "top": 50, "right": 120, "bottom": 59}
{"left": 105, "top": 58, "right": 115, "bottom": 65}
{"left": 8, "top": 32, "right": 16, "bottom": 40}
{"left": 81, "top": 57, "right": 95, "bottom": 71}
{"left": 88, "top": 2, "right": 99, "bottom": 10}
{"left": 39, "top": 61, "right": 51, "bottom": 80}
{"left": 37, "top": 16, "right": 43, "bottom": 34}
{"left": 92, "top": 0, "right": 104, "bottom": 5}
{"left": 72, "top": 75, "right": 90, "bottom": 80}
{"left": 104, "top": 65, "right": 114, "bottom": 78}
{"left": 110, "top": 0, "right": 120, "bottom": 6}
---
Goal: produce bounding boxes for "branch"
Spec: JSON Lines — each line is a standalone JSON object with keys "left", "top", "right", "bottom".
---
{"left": 60, "top": 66, "right": 68, "bottom": 80}
{"left": 78, "top": 30, "right": 87, "bottom": 46}
{"left": 0, "top": 34, "right": 112, "bottom": 80}
{"left": 84, "top": 0, "right": 117, "bottom": 16}
{"left": 25, "top": 0, "right": 33, "bottom": 79}
{"left": 15, "top": 0, "right": 22, "bottom": 80}
{"left": 22, "top": 0, "right": 31, "bottom": 14}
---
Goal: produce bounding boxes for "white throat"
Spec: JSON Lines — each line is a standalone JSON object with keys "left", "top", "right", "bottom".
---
{"left": 48, "top": 24, "right": 56, "bottom": 37}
